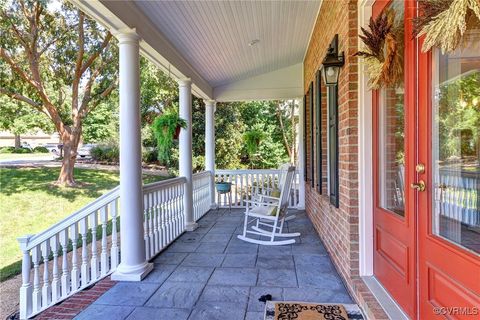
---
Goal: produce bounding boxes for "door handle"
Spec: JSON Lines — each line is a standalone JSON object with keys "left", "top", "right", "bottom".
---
{"left": 410, "top": 180, "right": 426, "bottom": 192}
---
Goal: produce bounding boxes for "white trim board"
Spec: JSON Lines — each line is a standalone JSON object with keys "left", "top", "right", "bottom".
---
{"left": 357, "top": 0, "right": 375, "bottom": 278}
{"left": 363, "top": 276, "right": 410, "bottom": 320}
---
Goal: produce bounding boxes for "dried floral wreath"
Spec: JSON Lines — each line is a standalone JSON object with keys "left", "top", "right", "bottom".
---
{"left": 354, "top": 9, "right": 404, "bottom": 90}
{"left": 414, "top": 0, "right": 480, "bottom": 53}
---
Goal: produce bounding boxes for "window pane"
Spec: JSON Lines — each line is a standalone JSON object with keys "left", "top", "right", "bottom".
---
{"left": 377, "top": 0, "right": 405, "bottom": 217}
{"left": 432, "top": 30, "right": 480, "bottom": 255}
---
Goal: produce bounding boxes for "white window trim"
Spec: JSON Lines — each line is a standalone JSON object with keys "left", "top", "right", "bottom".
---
{"left": 358, "top": 0, "right": 374, "bottom": 277}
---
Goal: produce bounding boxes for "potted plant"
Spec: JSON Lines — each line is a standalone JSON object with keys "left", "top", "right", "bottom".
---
{"left": 215, "top": 175, "right": 231, "bottom": 193}
{"left": 151, "top": 108, "right": 187, "bottom": 165}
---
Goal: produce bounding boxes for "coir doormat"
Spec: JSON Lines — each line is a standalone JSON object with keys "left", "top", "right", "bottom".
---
{"left": 265, "top": 301, "right": 364, "bottom": 320}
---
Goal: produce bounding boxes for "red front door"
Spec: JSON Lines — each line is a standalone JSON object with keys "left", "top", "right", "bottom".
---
{"left": 417, "top": 26, "right": 480, "bottom": 319}
{"left": 372, "top": 0, "right": 416, "bottom": 318}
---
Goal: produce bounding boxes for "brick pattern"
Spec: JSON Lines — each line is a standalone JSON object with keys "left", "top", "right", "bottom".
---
{"left": 303, "top": 1, "right": 388, "bottom": 319}
{"left": 34, "top": 278, "right": 116, "bottom": 320}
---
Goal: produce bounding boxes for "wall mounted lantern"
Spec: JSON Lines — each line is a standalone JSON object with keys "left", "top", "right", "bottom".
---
{"left": 321, "top": 34, "right": 344, "bottom": 86}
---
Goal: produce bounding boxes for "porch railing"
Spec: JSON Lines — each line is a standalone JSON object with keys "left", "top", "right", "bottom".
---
{"left": 436, "top": 169, "right": 480, "bottom": 227}
{"left": 17, "top": 169, "right": 301, "bottom": 319}
{"left": 17, "top": 186, "right": 121, "bottom": 319}
{"left": 143, "top": 177, "right": 187, "bottom": 260}
{"left": 17, "top": 175, "right": 193, "bottom": 319}
{"left": 193, "top": 171, "right": 212, "bottom": 221}
{"left": 215, "top": 169, "right": 300, "bottom": 209}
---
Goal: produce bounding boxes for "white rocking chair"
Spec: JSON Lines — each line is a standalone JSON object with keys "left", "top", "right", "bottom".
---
{"left": 237, "top": 166, "right": 300, "bottom": 245}
{"left": 252, "top": 163, "right": 296, "bottom": 222}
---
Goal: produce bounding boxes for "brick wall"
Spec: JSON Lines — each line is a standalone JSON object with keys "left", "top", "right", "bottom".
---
{"left": 303, "top": 1, "right": 388, "bottom": 319}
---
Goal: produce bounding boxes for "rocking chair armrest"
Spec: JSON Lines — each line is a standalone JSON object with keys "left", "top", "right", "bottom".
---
{"left": 261, "top": 195, "right": 280, "bottom": 201}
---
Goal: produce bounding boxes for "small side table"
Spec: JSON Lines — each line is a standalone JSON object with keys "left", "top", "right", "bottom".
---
{"left": 215, "top": 182, "right": 232, "bottom": 212}
{"left": 217, "top": 189, "right": 232, "bottom": 211}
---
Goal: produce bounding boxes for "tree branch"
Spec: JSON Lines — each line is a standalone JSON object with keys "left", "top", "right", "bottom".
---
{"left": 0, "top": 48, "right": 37, "bottom": 89}
{"left": 0, "top": 86, "right": 42, "bottom": 110}
{"left": 79, "top": 32, "right": 112, "bottom": 75}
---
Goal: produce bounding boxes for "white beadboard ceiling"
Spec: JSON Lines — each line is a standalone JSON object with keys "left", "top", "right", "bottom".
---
{"left": 134, "top": 1, "right": 321, "bottom": 88}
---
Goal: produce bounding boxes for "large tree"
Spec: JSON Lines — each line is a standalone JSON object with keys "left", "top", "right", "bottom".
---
{"left": 0, "top": 0, "right": 117, "bottom": 185}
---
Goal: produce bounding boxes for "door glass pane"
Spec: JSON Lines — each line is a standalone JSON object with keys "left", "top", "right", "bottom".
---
{"left": 377, "top": 0, "right": 405, "bottom": 217}
{"left": 432, "top": 29, "right": 480, "bottom": 255}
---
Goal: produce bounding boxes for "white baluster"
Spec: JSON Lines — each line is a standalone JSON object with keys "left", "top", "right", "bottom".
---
{"left": 160, "top": 189, "right": 166, "bottom": 249}
{"left": 49, "top": 235, "right": 60, "bottom": 302}
{"left": 31, "top": 246, "right": 41, "bottom": 313}
{"left": 180, "top": 184, "right": 185, "bottom": 231}
{"left": 100, "top": 206, "right": 109, "bottom": 275}
{"left": 59, "top": 229, "right": 70, "bottom": 298}
{"left": 90, "top": 212, "right": 99, "bottom": 280}
{"left": 110, "top": 199, "right": 119, "bottom": 269}
{"left": 79, "top": 217, "right": 90, "bottom": 286}
{"left": 148, "top": 193, "right": 154, "bottom": 257}
{"left": 143, "top": 193, "right": 150, "bottom": 260}
{"left": 153, "top": 191, "right": 160, "bottom": 254}
{"left": 70, "top": 223, "right": 80, "bottom": 290}
{"left": 40, "top": 241, "right": 51, "bottom": 307}
{"left": 18, "top": 235, "right": 33, "bottom": 319}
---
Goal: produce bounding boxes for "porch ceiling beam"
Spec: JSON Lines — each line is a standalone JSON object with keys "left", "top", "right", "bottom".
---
{"left": 69, "top": 0, "right": 213, "bottom": 100}
{"left": 213, "top": 63, "right": 304, "bottom": 102}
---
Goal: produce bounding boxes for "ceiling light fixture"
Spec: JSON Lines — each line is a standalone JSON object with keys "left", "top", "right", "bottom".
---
{"left": 248, "top": 39, "right": 260, "bottom": 47}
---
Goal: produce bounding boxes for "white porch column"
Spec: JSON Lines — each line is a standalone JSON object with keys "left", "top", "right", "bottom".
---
{"left": 204, "top": 100, "right": 216, "bottom": 208}
{"left": 179, "top": 79, "right": 197, "bottom": 231}
{"left": 112, "top": 30, "right": 153, "bottom": 281}
{"left": 297, "top": 97, "right": 306, "bottom": 209}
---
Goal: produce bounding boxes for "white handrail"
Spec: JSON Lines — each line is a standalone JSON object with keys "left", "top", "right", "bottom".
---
{"left": 24, "top": 186, "right": 120, "bottom": 250}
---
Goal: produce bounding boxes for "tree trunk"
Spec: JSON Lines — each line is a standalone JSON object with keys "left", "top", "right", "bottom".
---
{"left": 56, "top": 130, "right": 81, "bottom": 186}
{"left": 14, "top": 134, "right": 21, "bottom": 148}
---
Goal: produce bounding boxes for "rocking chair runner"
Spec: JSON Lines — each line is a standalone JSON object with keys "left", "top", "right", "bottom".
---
{"left": 237, "top": 166, "right": 300, "bottom": 245}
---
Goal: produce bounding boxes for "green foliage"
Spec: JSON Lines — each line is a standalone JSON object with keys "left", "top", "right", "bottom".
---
{"left": 90, "top": 145, "right": 119, "bottom": 162}
{"left": 244, "top": 128, "right": 264, "bottom": 156}
{"left": 82, "top": 96, "right": 119, "bottom": 143}
{"left": 0, "top": 96, "right": 53, "bottom": 137}
{"left": 33, "top": 146, "right": 49, "bottom": 153}
{"left": 213, "top": 102, "right": 245, "bottom": 169}
{"left": 0, "top": 147, "right": 15, "bottom": 154}
{"left": 142, "top": 149, "right": 158, "bottom": 164}
{"left": 0, "top": 147, "right": 32, "bottom": 154}
{"left": 140, "top": 57, "right": 179, "bottom": 126}
{"left": 151, "top": 108, "right": 187, "bottom": 165}
{"left": 437, "top": 71, "right": 480, "bottom": 160}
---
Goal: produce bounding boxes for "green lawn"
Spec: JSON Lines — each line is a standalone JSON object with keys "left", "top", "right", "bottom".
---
{"left": 0, "top": 167, "right": 167, "bottom": 281}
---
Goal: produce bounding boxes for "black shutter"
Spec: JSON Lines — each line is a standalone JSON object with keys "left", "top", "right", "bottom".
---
{"left": 328, "top": 85, "right": 339, "bottom": 208}
{"left": 315, "top": 70, "right": 322, "bottom": 194}
{"left": 303, "top": 94, "right": 307, "bottom": 182}
{"left": 309, "top": 82, "right": 314, "bottom": 188}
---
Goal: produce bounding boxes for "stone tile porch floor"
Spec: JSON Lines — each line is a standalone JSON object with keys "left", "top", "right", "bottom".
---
{"left": 74, "top": 208, "right": 354, "bottom": 320}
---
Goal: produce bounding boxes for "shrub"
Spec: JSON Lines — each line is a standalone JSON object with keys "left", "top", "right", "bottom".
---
{"left": 13, "top": 147, "right": 32, "bottom": 154}
{"left": 90, "top": 145, "right": 119, "bottom": 162}
{"left": 0, "top": 147, "right": 15, "bottom": 154}
{"left": 90, "top": 146, "right": 104, "bottom": 160}
{"left": 33, "top": 146, "right": 49, "bottom": 153}
{"left": 142, "top": 149, "right": 157, "bottom": 164}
